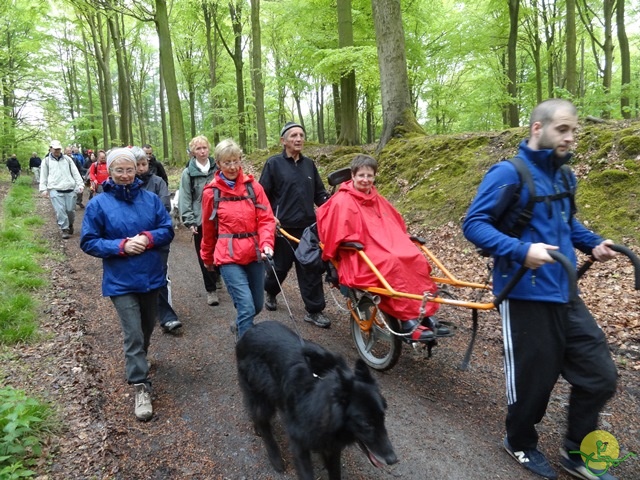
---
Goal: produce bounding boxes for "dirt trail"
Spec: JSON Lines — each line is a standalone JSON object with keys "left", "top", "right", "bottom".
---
{"left": 26, "top": 192, "right": 640, "bottom": 479}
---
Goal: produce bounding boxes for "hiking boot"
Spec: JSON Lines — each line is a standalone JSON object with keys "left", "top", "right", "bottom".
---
{"left": 503, "top": 437, "right": 557, "bottom": 479}
{"left": 401, "top": 319, "right": 435, "bottom": 342}
{"left": 162, "top": 320, "right": 182, "bottom": 333}
{"left": 207, "top": 291, "right": 219, "bottom": 306}
{"left": 61, "top": 229, "right": 71, "bottom": 239}
{"left": 304, "top": 312, "right": 331, "bottom": 328}
{"left": 134, "top": 383, "right": 153, "bottom": 421}
{"left": 68, "top": 225, "right": 74, "bottom": 235}
{"left": 560, "top": 448, "right": 618, "bottom": 480}
{"left": 265, "top": 293, "right": 277, "bottom": 311}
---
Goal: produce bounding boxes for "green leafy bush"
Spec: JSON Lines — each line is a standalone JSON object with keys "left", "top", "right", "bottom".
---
{"left": 0, "top": 387, "right": 57, "bottom": 479}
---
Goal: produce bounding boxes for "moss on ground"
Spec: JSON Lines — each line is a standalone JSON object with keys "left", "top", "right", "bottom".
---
{"left": 246, "top": 119, "right": 640, "bottom": 245}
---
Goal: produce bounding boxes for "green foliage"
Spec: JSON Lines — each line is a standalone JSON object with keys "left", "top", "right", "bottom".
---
{"left": 0, "top": 387, "right": 58, "bottom": 478}
{"left": 0, "top": 180, "right": 45, "bottom": 344}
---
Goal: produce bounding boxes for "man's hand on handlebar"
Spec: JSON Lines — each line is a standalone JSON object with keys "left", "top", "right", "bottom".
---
{"left": 524, "top": 243, "right": 559, "bottom": 269}
{"left": 262, "top": 246, "right": 274, "bottom": 260}
{"left": 592, "top": 239, "right": 617, "bottom": 262}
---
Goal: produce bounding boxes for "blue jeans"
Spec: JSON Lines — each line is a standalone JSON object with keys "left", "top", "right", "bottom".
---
{"left": 111, "top": 291, "right": 158, "bottom": 386}
{"left": 220, "top": 262, "right": 264, "bottom": 338}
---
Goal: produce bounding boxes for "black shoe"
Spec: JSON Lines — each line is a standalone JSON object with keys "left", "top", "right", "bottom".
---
{"left": 61, "top": 229, "right": 71, "bottom": 240}
{"left": 503, "top": 437, "right": 557, "bottom": 479}
{"left": 304, "top": 312, "right": 331, "bottom": 328}
{"left": 423, "top": 316, "right": 452, "bottom": 337}
{"left": 560, "top": 448, "right": 618, "bottom": 480}
{"left": 400, "top": 319, "right": 435, "bottom": 342}
{"left": 68, "top": 225, "right": 74, "bottom": 235}
{"left": 265, "top": 293, "right": 277, "bottom": 311}
{"left": 162, "top": 320, "right": 182, "bottom": 332}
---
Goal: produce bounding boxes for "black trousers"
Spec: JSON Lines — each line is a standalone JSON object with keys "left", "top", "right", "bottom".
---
{"left": 193, "top": 226, "right": 218, "bottom": 293}
{"left": 500, "top": 298, "right": 617, "bottom": 452}
{"left": 264, "top": 227, "right": 325, "bottom": 313}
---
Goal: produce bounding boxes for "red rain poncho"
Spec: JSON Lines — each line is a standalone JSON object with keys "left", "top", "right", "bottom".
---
{"left": 316, "top": 181, "right": 439, "bottom": 320}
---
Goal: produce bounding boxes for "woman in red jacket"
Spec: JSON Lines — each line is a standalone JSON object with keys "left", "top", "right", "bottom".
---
{"left": 89, "top": 149, "right": 110, "bottom": 194}
{"left": 200, "top": 139, "right": 275, "bottom": 339}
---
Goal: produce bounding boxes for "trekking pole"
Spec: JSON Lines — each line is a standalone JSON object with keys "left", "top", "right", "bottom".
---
{"left": 265, "top": 254, "right": 305, "bottom": 341}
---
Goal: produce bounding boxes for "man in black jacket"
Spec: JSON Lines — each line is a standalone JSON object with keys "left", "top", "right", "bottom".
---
{"left": 259, "top": 122, "right": 331, "bottom": 328}
{"left": 29, "top": 152, "right": 42, "bottom": 183}
{"left": 142, "top": 144, "right": 169, "bottom": 186}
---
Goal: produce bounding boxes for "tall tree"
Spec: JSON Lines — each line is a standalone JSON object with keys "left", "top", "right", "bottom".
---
{"left": 107, "top": 8, "right": 132, "bottom": 145}
{"left": 566, "top": 0, "right": 577, "bottom": 95}
{"left": 506, "top": 0, "right": 520, "bottom": 126}
{"left": 214, "top": 1, "right": 247, "bottom": 147}
{"left": 202, "top": 0, "right": 221, "bottom": 145}
{"left": 250, "top": 0, "right": 267, "bottom": 149}
{"left": 371, "top": 0, "right": 424, "bottom": 151}
{"left": 336, "top": 0, "right": 358, "bottom": 145}
{"left": 154, "top": 0, "right": 187, "bottom": 163}
{"left": 616, "top": 0, "right": 631, "bottom": 118}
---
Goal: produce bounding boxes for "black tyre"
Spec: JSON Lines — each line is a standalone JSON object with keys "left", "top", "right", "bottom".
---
{"left": 350, "top": 295, "right": 402, "bottom": 371}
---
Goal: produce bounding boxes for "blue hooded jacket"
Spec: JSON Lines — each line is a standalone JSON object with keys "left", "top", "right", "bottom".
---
{"left": 463, "top": 140, "right": 602, "bottom": 303}
{"left": 80, "top": 178, "right": 174, "bottom": 297}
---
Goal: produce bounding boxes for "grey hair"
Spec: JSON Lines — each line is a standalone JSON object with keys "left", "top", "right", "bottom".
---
{"left": 130, "top": 146, "right": 147, "bottom": 162}
{"left": 350, "top": 154, "right": 378, "bottom": 175}
{"left": 214, "top": 138, "right": 243, "bottom": 163}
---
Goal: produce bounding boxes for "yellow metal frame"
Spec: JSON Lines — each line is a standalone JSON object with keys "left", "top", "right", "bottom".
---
{"left": 277, "top": 226, "right": 496, "bottom": 317}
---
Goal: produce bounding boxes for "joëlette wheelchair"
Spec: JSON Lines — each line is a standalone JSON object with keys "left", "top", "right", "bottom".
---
{"left": 279, "top": 167, "right": 640, "bottom": 372}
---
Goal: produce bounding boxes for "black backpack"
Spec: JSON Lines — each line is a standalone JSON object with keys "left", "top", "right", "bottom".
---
{"left": 479, "top": 156, "right": 576, "bottom": 256}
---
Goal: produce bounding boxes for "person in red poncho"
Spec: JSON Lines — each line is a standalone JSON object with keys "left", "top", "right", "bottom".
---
{"left": 316, "top": 154, "right": 448, "bottom": 342}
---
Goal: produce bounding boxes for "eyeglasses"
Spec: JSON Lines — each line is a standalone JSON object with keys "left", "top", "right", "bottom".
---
{"left": 112, "top": 168, "right": 136, "bottom": 175}
{"left": 220, "top": 159, "right": 242, "bottom": 168}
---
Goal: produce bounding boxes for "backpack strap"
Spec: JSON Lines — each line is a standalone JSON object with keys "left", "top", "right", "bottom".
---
{"left": 503, "top": 156, "right": 574, "bottom": 239}
{"left": 504, "top": 156, "right": 535, "bottom": 239}
{"left": 207, "top": 180, "right": 266, "bottom": 261}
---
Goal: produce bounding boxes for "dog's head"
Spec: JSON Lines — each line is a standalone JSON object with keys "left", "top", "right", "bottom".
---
{"left": 347, "top": 359, "right": 398, "bottom": 468}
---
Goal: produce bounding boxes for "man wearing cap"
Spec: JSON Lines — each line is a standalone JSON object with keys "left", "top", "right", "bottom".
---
{"left": 259, "top": 122, "right": 331, "bottom": 328}
{"left": 40, "top": 140, "right": 85, "bottom": 239}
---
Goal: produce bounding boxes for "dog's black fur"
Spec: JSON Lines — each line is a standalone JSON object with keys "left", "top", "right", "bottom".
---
{"left": 236, "top": 320, "right": 398, "bottom": 480}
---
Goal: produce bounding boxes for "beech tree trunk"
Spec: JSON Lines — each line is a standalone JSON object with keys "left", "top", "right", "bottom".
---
{"left": 250, "top": 0, "right": 267, "bottom": 149}
{"left": 371, "top": 0, "right": 424, "bottom": 151}
{"left": 155, "top": 0, "right": 187, "bottom": 164}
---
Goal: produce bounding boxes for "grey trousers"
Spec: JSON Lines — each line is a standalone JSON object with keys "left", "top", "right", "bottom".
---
{"left": 111, "top": 291, "right": 158, "bottom": 386}
{"left": 48, "top": 190, "right": 76, "bottom": 230}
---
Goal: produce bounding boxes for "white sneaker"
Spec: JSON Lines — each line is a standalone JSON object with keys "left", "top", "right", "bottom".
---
{"left": 207, "top": 291, "right": 219, "bottom": 306}
{"left": 134, "top": 383, "right": 153, "bottom": 421}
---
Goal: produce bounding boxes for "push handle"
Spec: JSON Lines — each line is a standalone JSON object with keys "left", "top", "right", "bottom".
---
{"left": 577, "top": 244, "right": 640, "bottom": 290}
{"left": 493, "top": 250, "right": 577, "bottom": 307}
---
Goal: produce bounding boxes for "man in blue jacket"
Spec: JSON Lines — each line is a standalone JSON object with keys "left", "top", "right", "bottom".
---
{"left": 463, "top": 99, "right": 618, "bottom": 480}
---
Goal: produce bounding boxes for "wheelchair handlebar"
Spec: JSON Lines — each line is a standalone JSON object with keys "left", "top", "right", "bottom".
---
{"left": 577, "top": 244, "right": 640, "bottom": 290}
{"left": 493, "top": 250, "right": 577, "bottom": 307}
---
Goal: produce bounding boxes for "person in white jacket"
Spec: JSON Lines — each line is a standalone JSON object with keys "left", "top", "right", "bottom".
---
{"left": 39, "top": 140, "right": 84, "bottom": 239}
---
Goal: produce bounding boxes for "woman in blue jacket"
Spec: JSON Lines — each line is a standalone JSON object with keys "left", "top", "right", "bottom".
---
{"left": 80, "top": 148, "right": 174, "bottom": 422}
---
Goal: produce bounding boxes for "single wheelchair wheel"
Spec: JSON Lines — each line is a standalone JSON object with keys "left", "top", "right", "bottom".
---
{"left": 350, "top": 295, "right": 402, "bottom": 371}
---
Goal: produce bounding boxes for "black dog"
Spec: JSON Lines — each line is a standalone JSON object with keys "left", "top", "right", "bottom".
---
{"left": 236, "top": 320, "right": 398, "bottom": 480}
